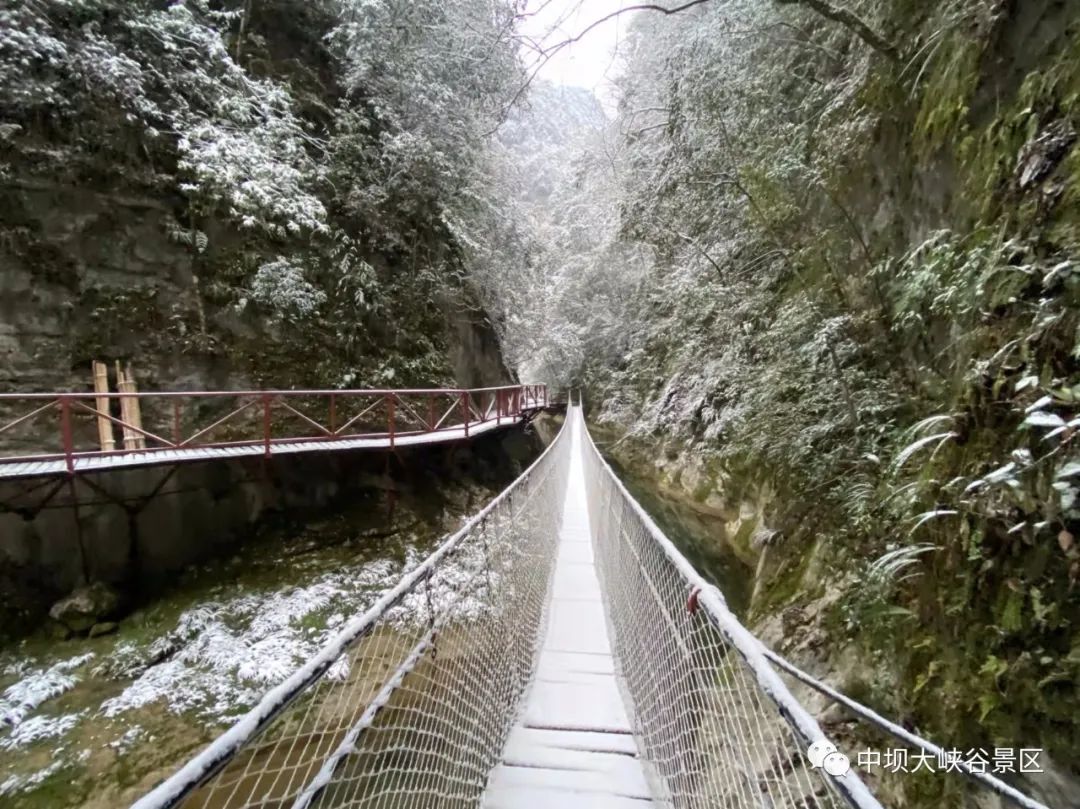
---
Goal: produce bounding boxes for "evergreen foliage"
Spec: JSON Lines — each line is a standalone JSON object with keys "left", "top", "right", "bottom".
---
{"left": 0, "top": 0, "right": 530, "bottom": 388}
{"left": 497, "top": 1, "right": 1080, "bottom": 800}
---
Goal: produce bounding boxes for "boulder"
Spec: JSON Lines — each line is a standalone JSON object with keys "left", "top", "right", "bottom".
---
{"left": 48, "top": 581, "right": 121, "bottom": 633}
{"left": 88, "top": 621, "right": 119, "bottom": 638}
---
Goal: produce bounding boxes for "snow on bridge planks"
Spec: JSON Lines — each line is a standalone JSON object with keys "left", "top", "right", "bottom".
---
{"left": 484, "top": 412, "right": 656, "bottom": 809}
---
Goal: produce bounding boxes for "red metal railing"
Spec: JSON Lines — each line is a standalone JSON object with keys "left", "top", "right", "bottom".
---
{"left": 0, "top": 385, "right": 548, "bottom": 474}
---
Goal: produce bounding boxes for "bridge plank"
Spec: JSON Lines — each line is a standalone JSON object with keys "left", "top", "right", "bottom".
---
{"left": 483, "top": 412, "right": 656, "bottom": 807}
{"left": 503, "top": 726, "right": 638, "bottom": 756}
{"left": 536, "top": 650, "right": 616, "bottom": 677}
{"left": 486, "top": 758, "right": 652, "bottom": 800}
{"left": 553, "top": 562, "right": 604, "bottom": 601}
{"left": 544, "top": 600, "right": 612, "bottom": 655}
{"left": 484, "top": 785, "right": 652, "bottom": 809}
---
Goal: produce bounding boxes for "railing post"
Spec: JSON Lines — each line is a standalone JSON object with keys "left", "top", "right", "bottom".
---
{"left": 428, "top": 394, "right": 435, "bottom": 432}
{"left": 59, "top": 396, "right": 74, "bottom": 474}
{"left": 172, "top": 400, "right": 181, "bottom": 446}
{"left": 461, "top": 391, "right": 470, "bottom": 438}
{"left": 329, "top": 393, "right": 337, "bottom": 435}
{"left": 262, "top": 394, "right": 272, "bottom": 458}
{"left": 496, "top": 389, "right": 502, "bottom": 426}
{"left": 388, "top": 395, "right": 395, "bottom": 449}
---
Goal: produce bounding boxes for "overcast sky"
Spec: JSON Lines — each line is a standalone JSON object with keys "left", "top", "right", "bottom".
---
{"left": 518, "top": 0, "right": 637, "bottom": 113}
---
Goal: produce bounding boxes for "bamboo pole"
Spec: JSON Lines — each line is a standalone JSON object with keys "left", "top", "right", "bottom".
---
{"left": 116, "top": 362, "right": 146, "bottom": 450}
{"left": 92, "top": 360, "right": 115, "bottom": 451}
{"left": 126, "top": 364, "right": 146, "bottom": 450}
{"left": 116, "top": 361, "right": 134, "bottom": 451}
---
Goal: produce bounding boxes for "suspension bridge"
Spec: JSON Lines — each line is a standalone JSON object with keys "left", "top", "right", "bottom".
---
{"left": 122, "top": 404, "right": 1051, "bottom": 809}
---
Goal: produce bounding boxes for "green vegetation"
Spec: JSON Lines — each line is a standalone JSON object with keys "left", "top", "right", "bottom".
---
{"left": 1, "top": 0, "right": 527, "bottom": 392}
{"left": 515, "top": 2, "right": 1080, "bottom": 799}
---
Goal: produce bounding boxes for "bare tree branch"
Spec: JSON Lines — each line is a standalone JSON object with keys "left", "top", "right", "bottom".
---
{"left": 531, "top": 1, "right": 716, "bottom": 53}
{"left": 488, "top": 0, "right": 714, "bottom": 133}
{"left": 775, "top": 0, "right": 899, "bottom": 61}
{"left": 490, "top": 0, "right": 898, "bottom": 136}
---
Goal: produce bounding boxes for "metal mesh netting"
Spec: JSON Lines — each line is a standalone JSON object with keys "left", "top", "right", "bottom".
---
{"left": 137, "top": 418, "right": 571, "bottom": 809}
{"left": 578, "top": 410, "right": 878, "bottom": 809}
{"left": 140, "top": 405, "right": 886, "bottom": 809}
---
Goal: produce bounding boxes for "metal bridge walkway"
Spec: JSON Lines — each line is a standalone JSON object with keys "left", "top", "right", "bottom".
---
{"left": 0, "top": 385, "right": 548, "bottom": 481}
{"left": 0, "top": 414, "right": 519, "bottom": 480}
{"left": 484, "top": 412, "right": 653, "bottom": 809}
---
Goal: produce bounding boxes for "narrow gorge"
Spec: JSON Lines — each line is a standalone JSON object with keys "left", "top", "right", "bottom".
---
{"left": 2, "top": 1, "right": 1079, "bottom": 808}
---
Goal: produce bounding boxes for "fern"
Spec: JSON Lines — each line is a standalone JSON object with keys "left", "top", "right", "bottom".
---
{"left": 868, "top": 543, "right": 936, "bottom": 585}
{"left": 892, "top": 430, "right": 958, "bottom": 472}
{"left": 909, "top": 509, "right": 958, "bottom": 534}
{"left": 165, "top": 221, "right": 209, "bottom": 253}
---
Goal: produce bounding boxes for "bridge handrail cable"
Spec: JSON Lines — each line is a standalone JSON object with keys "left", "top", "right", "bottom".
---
{"left": 761, "top": 649, "right": 1050, "bottom": 809}
{"left": 578, "top": 406, "right": 882, "bottom": 809}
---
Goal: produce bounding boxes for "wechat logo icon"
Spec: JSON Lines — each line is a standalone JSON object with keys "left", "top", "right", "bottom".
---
{"left": 807, "top": 739, "right": 851, "bottom": 777}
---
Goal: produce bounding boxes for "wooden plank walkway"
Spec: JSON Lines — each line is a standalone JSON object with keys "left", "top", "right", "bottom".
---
{"left": 484, "top": 411, "right": 655, "bottom": 809}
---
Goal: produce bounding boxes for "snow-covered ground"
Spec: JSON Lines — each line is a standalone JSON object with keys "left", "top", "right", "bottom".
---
{"left": 0, "top": 500, "right": 498, "bottom": 807}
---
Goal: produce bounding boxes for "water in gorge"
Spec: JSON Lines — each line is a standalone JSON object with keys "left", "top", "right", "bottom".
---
{"left": 596, "top": 443, "right": 753, "bottom": 620}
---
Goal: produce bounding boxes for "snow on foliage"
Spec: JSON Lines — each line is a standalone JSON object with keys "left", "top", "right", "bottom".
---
{"left": 128, "top": 2, "right": 329, "bottom": 236}
{"left": 3, "top": 1, "right": 327, "bottom": 236}
{"left": 0, "top": 756, "right": 65, "bottom": 798}
{"left": 0, "top": 654, "right": 93, "bottom": 729}
{"left": 1, "top": 0, "right": 531, "bottom": 388}
{"left": 0, "top": 711, "right": 85, "bottom": 751}
{"left": 98, "top": 566, "right": 390, "bottom": 719}
{"left": 246, "top": 257, "right": 327, "bottom": 320}
{"left": 96, "top": 541, "right": 494, "bottom": 724}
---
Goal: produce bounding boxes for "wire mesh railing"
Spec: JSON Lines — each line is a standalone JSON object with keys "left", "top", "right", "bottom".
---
{"left": 134, "top": 411, "right": 571, "bottom": 809}
{"left": 578, "top": 407, "right": 882, "bottom": 809}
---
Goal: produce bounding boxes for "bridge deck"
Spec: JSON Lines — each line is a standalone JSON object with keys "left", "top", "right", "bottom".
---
{"left": 484, "top": 414, "right": 655, "bottom": 809}
{"left": 0, "top": 414, "right": 524, "bottom": 481}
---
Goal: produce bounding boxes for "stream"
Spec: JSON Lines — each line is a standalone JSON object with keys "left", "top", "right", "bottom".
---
{"left": 595, "top": 441, "right": 753, "bottom": 619}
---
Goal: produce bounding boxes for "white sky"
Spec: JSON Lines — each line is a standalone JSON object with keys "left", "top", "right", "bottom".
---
{"left": 518, "top": 0, "right": 637, "bottom": 112}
